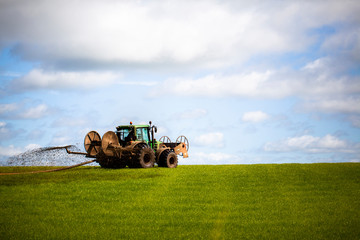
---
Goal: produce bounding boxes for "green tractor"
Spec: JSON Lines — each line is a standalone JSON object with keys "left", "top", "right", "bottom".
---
{"left": 83, "top": 121, "right": 189, "bottom": 168}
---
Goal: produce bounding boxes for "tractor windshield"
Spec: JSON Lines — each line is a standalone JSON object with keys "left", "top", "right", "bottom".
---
{"left": 117, "top": 127, "right": 132, "bottom": 142}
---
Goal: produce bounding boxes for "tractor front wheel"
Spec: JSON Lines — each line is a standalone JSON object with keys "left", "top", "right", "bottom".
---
{"left": 159, "top": 150, "right": 178, "bottom": 168}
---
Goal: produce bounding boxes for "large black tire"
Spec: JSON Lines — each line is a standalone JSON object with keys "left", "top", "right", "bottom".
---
{"left": 129, "top": 146, "right": 155, "bottom": 168}
{"left": 98, "top": 157, "right": 126, "bottom": 169}
{"left": 97, "top": 155, "right": 111, "bottom": 168}
{"left": 139, "top": 147, "right": 155, "bottom": 168}
{"left": 111, "top": 157, "right": 127, "bottom": 168}
{"left": 159, "top": 149, "right": 178, "bottom": 168}
{"left": 98, "top": 158, "right": 110, "bottom": 168}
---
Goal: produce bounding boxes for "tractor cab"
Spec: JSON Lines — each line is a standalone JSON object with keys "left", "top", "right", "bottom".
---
{"left": 116, "top": 123, "right": 152, "bottom": 147}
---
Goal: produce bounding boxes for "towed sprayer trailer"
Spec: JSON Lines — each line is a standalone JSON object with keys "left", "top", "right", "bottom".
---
{"left": 71, "top": 121, "right": 189, "bottom": 168}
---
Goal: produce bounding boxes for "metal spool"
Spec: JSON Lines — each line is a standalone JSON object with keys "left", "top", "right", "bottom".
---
{"left": 101, "top": 131, "right": 120, "bottom": 156}
{"left": 84, "top": 131, "right": 101, "bottom": 156}
{"left": 176, "top": 135, "right": 189, "bottom": 151}
{"left": 159, "top": 136, "right": 171, "bottom": 143}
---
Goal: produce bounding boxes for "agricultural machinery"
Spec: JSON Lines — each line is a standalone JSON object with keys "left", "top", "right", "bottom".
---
{"left": 69, "top": 121, "right": 189, "bottom": 168}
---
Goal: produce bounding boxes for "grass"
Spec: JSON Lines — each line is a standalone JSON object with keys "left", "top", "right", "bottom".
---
{"left": 1, "top": 163, "right": 360, "bottom": 239}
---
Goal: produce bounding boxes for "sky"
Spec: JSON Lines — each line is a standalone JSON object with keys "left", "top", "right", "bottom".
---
{"left": 0, "top": 0, "right": 359, "bottom": 165}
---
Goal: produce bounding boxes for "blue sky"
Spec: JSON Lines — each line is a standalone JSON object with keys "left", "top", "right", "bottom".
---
{"left": 0, "top": 0, "right": 359, "bottom": 165}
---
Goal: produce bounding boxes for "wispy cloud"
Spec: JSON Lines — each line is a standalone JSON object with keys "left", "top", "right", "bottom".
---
{"left": 18, "top": 104, "right": 49, "bottom": 119}
{"left": 264, "top": 134, "right": 359, "bottom": 153}
{"left": 157, "top": 58, "right": 359, "bottom": 98}
{"left": 0, "top": 103, "right": 18, "bottom": 114}
{"left": 194, "top": 132, "right": 224, "bottom": 148}
{"left": 0, "top": 102, "right": 51, "bottom": 119}
{"left": 242, "top": 111, "right": 270, "bottom": 123}
{"left": 8, "top": 69, "right": 122, "bottom": 91}
{"left": 152, "top": 57, "right": 360, "bottom": 118}
{"left": 301, "top": 97, "right": 360, "bottom": 114}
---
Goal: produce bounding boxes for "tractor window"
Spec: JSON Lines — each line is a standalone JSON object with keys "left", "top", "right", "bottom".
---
{"left": 142, "top": 128, "right": 150, "bottom": 141}
{"left": 136, "top": 128, "right": 142, "bottom": 140}
{"left": 136, "top": 127, "right": 150, "bottom": 142}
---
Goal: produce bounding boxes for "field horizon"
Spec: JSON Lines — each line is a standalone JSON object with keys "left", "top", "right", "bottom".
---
{"left": 1, "top": 163, "right": 359, "bottom": 239}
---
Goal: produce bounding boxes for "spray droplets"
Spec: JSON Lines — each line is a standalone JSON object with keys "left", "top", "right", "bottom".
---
{"left": 7, "top": 145, "right": 96, "bottom": 166}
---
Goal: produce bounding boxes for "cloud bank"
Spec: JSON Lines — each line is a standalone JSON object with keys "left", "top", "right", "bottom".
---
{"left": 1, "top": 0, "right": 359, "bottom": 69}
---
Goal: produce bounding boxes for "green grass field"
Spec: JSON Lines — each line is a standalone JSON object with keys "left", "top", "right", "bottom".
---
{"left": 1, "top": 163, "right": 359, "bottom": 239}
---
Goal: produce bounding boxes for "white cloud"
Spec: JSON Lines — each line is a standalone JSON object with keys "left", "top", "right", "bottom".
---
{"left": 152, "top": 56, "right": 360, "bottom": 116}
{"left": 321, "top": 26, "right": 360, "bottom": 62}
{"left": 18, "top": 104, "right": 49, "bottom": 119}
{"left": 242, "top": 111, "right": 270, "bottom": 123}
{"left": 153, "top": 67, "right": 357, "bottom": 98}
{"left": 152, "top": 71, "right": 279, "bottom": 98}
{"left": 0, "top": 102, "right": 51, "bottom": 119}
{"left": 117, "top": 81, "right": 158, "bottom": 86}
{"left": 301, "top": 97, "right": 360, "bottom": 114}
{"left": 264, "top": 134, "right": 358, "bottom": 153}
{"left": 0, "top": 103, "right": 18, "bottom": 114}
{"left": 11, "top": 69, "right": 122, "bottom": 91}
{"left": 194, "top": 132, "right": 224, "bottom": 148}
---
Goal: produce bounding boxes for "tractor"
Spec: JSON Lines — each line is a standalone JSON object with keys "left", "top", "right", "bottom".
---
{"left": 82, "top": 121, "right": 189, "bottom": 168}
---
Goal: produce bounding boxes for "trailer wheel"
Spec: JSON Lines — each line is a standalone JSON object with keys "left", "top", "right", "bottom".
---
{"left": 98, "top": 157, "right": 111, "bottom": 168}
{"left": 99, "top": 157, "right": 126, "bottom": 168}
{"left": 98, "top": 159, "right": 109, "bottom": 168}
{"left": 159, "top": 150, "right": 178, "bottom": 168}
{"left": 112, "top": 158, "right": 127, "bottom": 168}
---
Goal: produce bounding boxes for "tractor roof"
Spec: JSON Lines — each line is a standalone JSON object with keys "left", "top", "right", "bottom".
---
{"left": 116, "top": 124, "right": 149, "bottom": 130}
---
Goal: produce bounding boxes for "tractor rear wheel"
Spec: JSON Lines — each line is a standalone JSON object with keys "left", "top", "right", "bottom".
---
{"left": 130, "top": 146, "right": 155, "bottom": 168}
{"left": 159, "top": 149, "right": 178, "bottom": 168}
